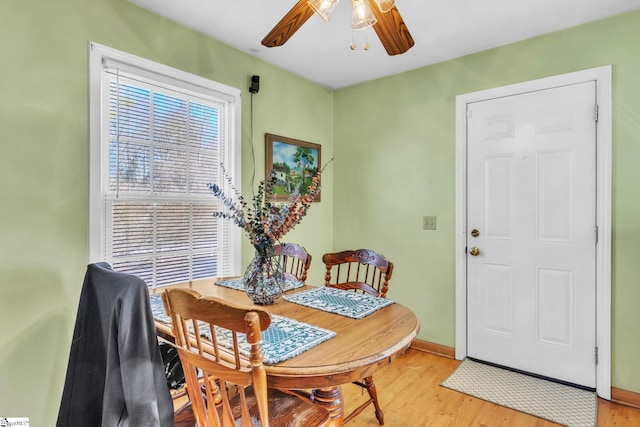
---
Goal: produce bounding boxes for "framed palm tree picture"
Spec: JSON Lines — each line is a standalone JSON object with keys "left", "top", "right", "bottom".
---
{"left": 265, "top": 133, "right": 322, "bottom": 202}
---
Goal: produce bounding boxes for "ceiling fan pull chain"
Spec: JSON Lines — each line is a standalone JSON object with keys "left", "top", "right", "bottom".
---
{"left": 349, "top": 28, "right": 371, "bottom": 51}
{"left": 364, "top": 27, "right": 370, "bottom": 50}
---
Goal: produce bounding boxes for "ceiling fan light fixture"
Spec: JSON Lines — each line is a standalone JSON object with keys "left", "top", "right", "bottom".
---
{"left": 308, "top": 0, "right": 340, "bottom": 22}
{"left": 262, "top": 0, "right": 414, "bottom": 56}
{"left": 351, "top": 0, "right": 377, "bottom": 30}
{"left": 375, "top": 0, "right": 396, "bottom": 12}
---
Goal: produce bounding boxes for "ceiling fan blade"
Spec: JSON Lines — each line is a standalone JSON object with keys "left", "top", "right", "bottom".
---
{"left": 369, "top": 0, "right": 414, "bottom": 55}
{"left": 262, "top": 0, "right": 315, "bottom": 48}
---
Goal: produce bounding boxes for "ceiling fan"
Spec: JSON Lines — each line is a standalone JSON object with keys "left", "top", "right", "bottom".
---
{"left": 261, "top": 0, "right": 414, "bottom": 56}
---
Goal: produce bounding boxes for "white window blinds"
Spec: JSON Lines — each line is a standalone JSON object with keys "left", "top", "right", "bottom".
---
{"left": 89, "top": 43, "right": 241, "bottom": 288}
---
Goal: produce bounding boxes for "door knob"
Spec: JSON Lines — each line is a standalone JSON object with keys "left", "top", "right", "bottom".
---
{"left": 469, "top": 247, "right": 480, "bottom": 256}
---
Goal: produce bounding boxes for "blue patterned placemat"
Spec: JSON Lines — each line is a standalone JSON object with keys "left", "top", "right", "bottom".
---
{"left": 215, "top": 277, "right": 304, "bottom": 293}
{"left": 150, "top": 293, "right": 171, "bottom": 324}
{"left": 284, "top": 287, "right": 394, "bottom": 319}
{"left": 149, "top": 293, "right": 335, "bottom": 364}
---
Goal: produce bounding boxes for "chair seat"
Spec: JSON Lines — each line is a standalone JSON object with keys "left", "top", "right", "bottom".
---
{"left": 232, "top": 387, "right": 330, "bottom": 426}
{"left": 173, "top": 386, "right": 330, "bottom": 427}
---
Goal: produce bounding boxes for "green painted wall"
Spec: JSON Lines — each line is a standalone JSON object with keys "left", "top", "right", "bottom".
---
{"left": 333, "top": 10, "right": 640, "bottom": 394}
{"left": 0, "top": 0, "right": 333, "bottom": 424}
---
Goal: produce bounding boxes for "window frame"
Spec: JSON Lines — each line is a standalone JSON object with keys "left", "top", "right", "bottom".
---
{"left": 88, "top": 42, "right": 242, "bottom": 286}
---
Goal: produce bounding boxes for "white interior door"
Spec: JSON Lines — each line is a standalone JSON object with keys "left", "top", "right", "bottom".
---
{"left": 466, "top": 81, "right": 597, "bottom": 388}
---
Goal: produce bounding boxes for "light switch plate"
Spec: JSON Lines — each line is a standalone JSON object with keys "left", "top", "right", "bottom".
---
{"left": 422, "top": 216, "right": 437, "bottom": 230}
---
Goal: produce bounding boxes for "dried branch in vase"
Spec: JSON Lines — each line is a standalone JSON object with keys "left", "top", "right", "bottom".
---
{"left": 209, "top": 159, "right": 333, "bottom": 252}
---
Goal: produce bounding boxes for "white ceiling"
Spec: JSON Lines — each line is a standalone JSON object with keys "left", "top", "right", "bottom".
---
{"left": 129, "top": 0, "right": 640, "bottom": 89}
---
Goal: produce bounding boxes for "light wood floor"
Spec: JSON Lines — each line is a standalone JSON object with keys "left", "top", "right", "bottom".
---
{"left": 174, "top": 348, "right": 640, "bottom": 426}
{"left": 341, "top": 348, "right": 640, "bottom": 426}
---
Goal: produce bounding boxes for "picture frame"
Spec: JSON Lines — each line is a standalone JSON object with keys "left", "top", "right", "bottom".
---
{"left": 265, "top": 133, "right": 322, "bottom": 202}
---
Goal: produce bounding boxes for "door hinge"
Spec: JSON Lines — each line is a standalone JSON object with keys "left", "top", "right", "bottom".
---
{"left": 466, "top": 109, "right": 472, "bottom": 118}
{"left": 595, "top": 346, "right": 599, "bottom": 365}
{"left": 595, "top": 226, "right": 599, "bottom": 244}
{"left": 594, "top": 104, "right": 599, "bottom": 122}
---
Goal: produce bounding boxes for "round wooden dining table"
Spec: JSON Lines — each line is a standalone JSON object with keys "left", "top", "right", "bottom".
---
{"left": 153, "top": 278, "right": 420, "bottom": 426}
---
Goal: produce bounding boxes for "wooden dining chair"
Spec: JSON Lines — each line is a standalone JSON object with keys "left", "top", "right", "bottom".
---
{"left": 322, "top": 248, "right": 394, "bottom": 298}
{"left": 162, "top": 287, "right": 330, "bottom": 427}
{"left": 322, "top": 248, "right": 394, "bottom": 425}
{"left": 274, "top": 242, "right": 312, "bottom": 283}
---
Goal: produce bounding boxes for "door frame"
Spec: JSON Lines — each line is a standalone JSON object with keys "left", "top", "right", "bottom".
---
{"left": 454, "top": 66, "right": 612, "bottom": 399}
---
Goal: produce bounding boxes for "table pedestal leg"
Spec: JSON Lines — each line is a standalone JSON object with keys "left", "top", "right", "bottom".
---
{"left": 311, "top": 386, "right": 344, "bottom": 426}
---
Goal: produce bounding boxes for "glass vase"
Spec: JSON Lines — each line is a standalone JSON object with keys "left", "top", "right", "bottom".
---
{"left": 243, "top": 244, "right": 284, "bottom": 304}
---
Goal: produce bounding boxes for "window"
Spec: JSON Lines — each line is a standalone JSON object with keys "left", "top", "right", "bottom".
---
{"left": 88, "top": 43, "right": 242, "bottom": 288}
